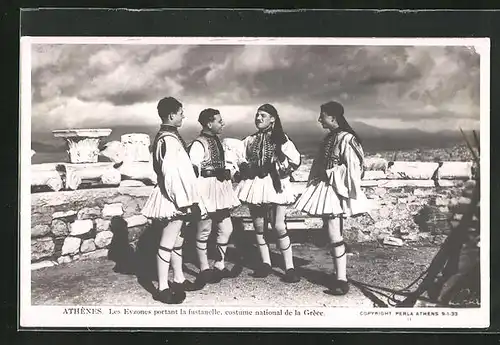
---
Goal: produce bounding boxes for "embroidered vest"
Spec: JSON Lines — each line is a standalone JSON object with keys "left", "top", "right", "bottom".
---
{"left": 246, "top": 130, "right": 276, "bottom": 168}
{"left": 193, "top": 132, "right": 226, "bottom": 171}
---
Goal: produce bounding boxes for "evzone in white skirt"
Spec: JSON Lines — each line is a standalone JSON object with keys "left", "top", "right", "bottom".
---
{"left": 141, "top": 134, "right": 201, "bottom": 220}
{"left": 189, "top": 138, "right": 240, "bottom": 214}
{"left": 235, "top": 136, "right": 301, "bottom": 206}
{"left": 294, "top": 132, "right": 370, "bottom": 217}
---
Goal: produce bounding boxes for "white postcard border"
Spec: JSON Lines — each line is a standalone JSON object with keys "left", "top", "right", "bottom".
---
{"left": 19, "top": 36, "right": 490, "bottom": 329}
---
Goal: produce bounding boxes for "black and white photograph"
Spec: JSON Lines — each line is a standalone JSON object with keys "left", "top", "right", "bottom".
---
{"left": 20, "top": 36, "right": 489, "bottom": 328}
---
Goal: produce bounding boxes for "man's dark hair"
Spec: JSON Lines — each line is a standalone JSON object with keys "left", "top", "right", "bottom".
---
{"left": 198, "top": 108, "right": 220, "bottom": 127}
{"left": 157, "top": 97, "right": 182, "bottom": 121}
{"left": 321, "top": 100, "right": 362, "bottom": 145}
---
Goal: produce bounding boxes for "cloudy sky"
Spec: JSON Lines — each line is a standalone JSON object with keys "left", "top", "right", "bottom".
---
{"left": 30, "top": 43, "right": 480, "bottom": 134}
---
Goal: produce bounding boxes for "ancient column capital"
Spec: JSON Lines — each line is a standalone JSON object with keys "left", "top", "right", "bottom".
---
{"left": 53, "top": 129, "right": 112, "bottom": 163}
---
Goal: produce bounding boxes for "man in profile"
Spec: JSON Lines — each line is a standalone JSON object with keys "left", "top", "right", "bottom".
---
{"left": 141, "top": 97, "right": 200, "bottom": 304}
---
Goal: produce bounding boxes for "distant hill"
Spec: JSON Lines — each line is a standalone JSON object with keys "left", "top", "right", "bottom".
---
{"left": 30, "top": 121, "right": 478, "bottom": 164}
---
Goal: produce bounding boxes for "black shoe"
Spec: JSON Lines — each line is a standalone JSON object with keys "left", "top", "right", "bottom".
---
{"left": 210, "top": 268, "right": 231, "bottom": 284}
{"left": 282, "top": 268, "right": 300, "bottom": 283}
{"left": 194, "top": 269, "right": 212, "bottom": 289}
{"left": 329, "top": 280, "right": 350, "bottom": 296}
{"left": 252, "top": 263, "right": 272, "bottom": 278}
{"left": 170, "top": 279, "right": 198, "bottom": 292}
{"left": 229, "top": 264, "right": 244, "bottom": 278}
{"left": 153, "top": 288, "right": 186, "bottom": 304}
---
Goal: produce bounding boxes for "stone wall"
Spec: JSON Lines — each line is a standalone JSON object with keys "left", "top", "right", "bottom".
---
{"left": 30, "top": 180, "right": 465, "bottom": 269}
{"left": 30, "top": 187, "right": 152, "bottom": 269}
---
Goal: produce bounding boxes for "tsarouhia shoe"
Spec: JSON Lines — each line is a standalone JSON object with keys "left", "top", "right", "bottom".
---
{"left": 170, "top": 279, "right": 198, "bottom": 292}
{"left": 251, "top": 263, "right": 273, "bottom": 278}
{"left": 153, "top": 288, "right": 186, "bottom": 304}
{"left": 194, "top": 269, "right": 213, "bottom": 289}
{"left": 210, "top": 268, "right": 232, "bottom": 284}
{"left": 282, "top": 268, "right": 300, "bottom": 283}
{"left": 329, "top": 279, "right": 350, "bottom": 296}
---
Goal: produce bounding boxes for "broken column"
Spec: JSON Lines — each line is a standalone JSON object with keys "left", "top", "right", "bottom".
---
{"left": 121, "top": 133, "right": 151, "bottom": 163}
{"left": 117, "top": 133, "right": 156, "bottom": 185}
{"left": 53, "top": 128, "right": 112, "bottom": 164}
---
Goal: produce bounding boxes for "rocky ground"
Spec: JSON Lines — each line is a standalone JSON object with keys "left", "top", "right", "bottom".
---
{"left": 31, "top": 241, "right": 448, "bottom": 308}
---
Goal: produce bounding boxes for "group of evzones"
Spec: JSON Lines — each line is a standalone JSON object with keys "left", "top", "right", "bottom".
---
{"left": 140, "top": 97, "right": 370, "bottom": 304}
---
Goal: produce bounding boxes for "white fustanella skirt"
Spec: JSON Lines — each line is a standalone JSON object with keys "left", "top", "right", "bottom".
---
{"left": 196, "top": 176, "right": 241, "bottom": 214}
{"left": 141, "top": 186, "right": 195, "bottom": 220}
{"left": 235, "top": 175, "right": 297, "bottom": 206}
{"left": 294, "top": 180, "right": 370, "bottom": 217}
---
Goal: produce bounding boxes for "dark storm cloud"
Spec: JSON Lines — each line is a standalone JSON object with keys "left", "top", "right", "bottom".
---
{"left": 30, "top": 43, "right": 481, "bottom": 131}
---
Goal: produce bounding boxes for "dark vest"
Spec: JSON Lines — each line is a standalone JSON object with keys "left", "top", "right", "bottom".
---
{"left": 246, "top": 130, "right": 276, "bottom": 168}
{"left": 151, "top": 124, "right": 188, "bottom": 195}
{"left": 192, "top": 132, "right": 226, "bottom": 171}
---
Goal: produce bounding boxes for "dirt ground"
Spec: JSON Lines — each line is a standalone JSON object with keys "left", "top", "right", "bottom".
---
{"left": 31, "top": 241, "right": 441, "bottom": 308}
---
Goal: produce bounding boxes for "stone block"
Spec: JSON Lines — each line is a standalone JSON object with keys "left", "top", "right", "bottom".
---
{"left": 57, "top": 256, "right": 72, "bottom": 264}
{"left": 95, "top": 230, "right": 113, "bottom": 248}
{"left": 70, "top": 219, "right": 94, "bottom": 236}
{"left": 81, "top": 249, "right": 109, "bottom": 260}
{"left": 52, "top": 210, "right": 77, "bottom": 220}
{"left": 121, "top": 133, "right": 151, "bottom": 162}
{"left": 438, "top": 162, "right": 473, "bottom": 180}
{"left": 119, "top": 180, "right": 147, "bottom": 188}
{"left": 31, "top": 237, "right": 55, "bottom": 261}
{"left": 102, "top": 203, "right": 124, "bottom": 218}
{"left": 363, "top": 170, "right": 387, "bottom": 180}
{"left": 51, "top": 219, "right": 69, "bottom": 237}
{"left": 32, "top": 224, "right": 51, "bottom": 238}
{"left": 387, "top": 161, "right": 439, "bottom": 180}
{"left": 95, "top": 218, "right": 111, "bottom": 232}
{"left": 31, "top": 213, "right": 53, "bottom": 227}
{"left": 61, "top": 237, "right": 82, "bottom": 255}
{"left": 31, "top": 260, "right": 57, "bottom": 270}
{"left": 125, "top": 214, "right": 148, "bottom": 228}
{"left": 101, "top": 169, "right": 122, "bottom": 185}
{"left": 77, "top": 207, "right": 102, "bottom": 220}
{"left": 80, "top": 239, "right": 96, "bottom": 253}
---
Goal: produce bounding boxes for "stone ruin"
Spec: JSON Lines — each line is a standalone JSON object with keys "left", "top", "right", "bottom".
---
{"left": 32, "top": 129, "right": 156, "bottom": 192}
{"left": 29, "top": 128, "right": 480, "bottom": 303}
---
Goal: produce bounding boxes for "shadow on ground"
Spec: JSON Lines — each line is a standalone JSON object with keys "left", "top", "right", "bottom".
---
{"left": 32, "top": 218, "right": 450, "bottom": 307}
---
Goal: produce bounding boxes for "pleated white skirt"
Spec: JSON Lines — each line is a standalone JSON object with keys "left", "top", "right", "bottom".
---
{"left": 294, "top": 181, "right": 370, "bottom": 217}
{"left": 235, "top": 175, "right": 297, "bottom": 205}
{"left": 141, "top": 186, "right": 194, "bottom": 220}
{"left": 197, "top": 177, "right": 241, "bottom": 214}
